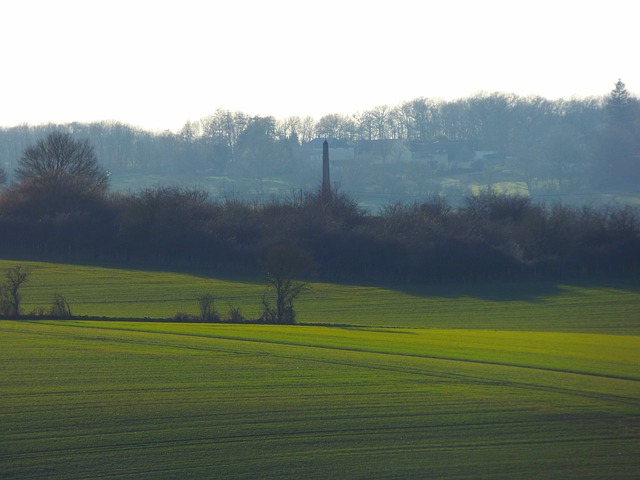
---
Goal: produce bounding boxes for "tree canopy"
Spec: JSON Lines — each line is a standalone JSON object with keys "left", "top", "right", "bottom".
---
{"left": 16, "top": 131, "right": 109, "bottom": 196}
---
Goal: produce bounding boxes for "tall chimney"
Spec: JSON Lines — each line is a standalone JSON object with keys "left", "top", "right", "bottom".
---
{"left": 322, "top": 139, "right": 330, "bottom": 196}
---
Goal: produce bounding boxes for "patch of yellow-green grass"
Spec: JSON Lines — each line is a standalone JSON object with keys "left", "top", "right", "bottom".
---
{"left": 50, "top": 321, "right": 640, "bottom": 382}
{"left": 1, "top": 321, "right": 638, "bottom": 479}
{"left": 469, "top": 181, "right": 530, "bottom": 196}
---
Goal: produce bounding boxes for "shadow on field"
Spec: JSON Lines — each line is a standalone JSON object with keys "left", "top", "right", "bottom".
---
{"left": 377, "top": 276, "right": 640, "bottom": 302}
{"left": 3, "top": 253, "right": 638, "bottom": 304}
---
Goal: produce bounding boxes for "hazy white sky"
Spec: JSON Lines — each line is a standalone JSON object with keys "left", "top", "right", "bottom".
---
{"left": 0, "top": 0, "right": 637, "bottom": 132}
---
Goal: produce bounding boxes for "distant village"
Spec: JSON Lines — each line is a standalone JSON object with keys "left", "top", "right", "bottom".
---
{"left": 303, "top": 138, "right": 504, "bottom": 173}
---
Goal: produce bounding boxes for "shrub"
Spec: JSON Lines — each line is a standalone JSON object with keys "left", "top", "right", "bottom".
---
{"left": 226, "top": 304, "right": 246, "bottom": 323}
{"left": 49, "top": 293, "right": 72, "bottom": 318}
{"left": 197, "top": 294, "right": 220, "bottom": 322}
{"left": 172, "top": 312, "right": 199, "bottom": 322}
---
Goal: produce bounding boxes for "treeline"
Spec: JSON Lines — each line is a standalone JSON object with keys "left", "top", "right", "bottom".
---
{"left": 1, "top": 81, "right": 638, "bottom": 194}
{"left": 0, "top": 182, "right": 637, "bottom": 282}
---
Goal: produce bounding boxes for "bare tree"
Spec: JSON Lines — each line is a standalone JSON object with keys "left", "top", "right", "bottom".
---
{"left": 0, "top": 166, "right": 6, "bottom": 187}
{"left": 0, "top": 265, "right": 30, "bottom": 317}
{"left": 16, "top": 131, "right": 109, "bottom": 195}
{"left": 298, "top": 116, "right": 317, "bottom": 144}
{"left": 353, "top": 110, "right": 375, "bottom": 141}
{"left": 316, "top": 114, "right": 354, "bottom": 140}
{"left": 197, "top": 294, "right": 219, "bottom": 322}
{"left": 226, "top": 304, "right": 245, "bottom": 323}
{"left": 402, "top": 97, "right": 434, "bottom": 141}
{"left": 277, "top": 116, "right": 302, "bottom": 140}
{"left": 261, "top": 245, "right": 315, "bottom": 324}
{"left": 370, "top": 105, "right": 392, "bottom": 140}
{"left": 49, "top": 293, "right": 72, "bottom": 318}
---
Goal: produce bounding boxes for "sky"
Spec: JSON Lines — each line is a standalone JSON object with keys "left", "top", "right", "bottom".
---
{"left": 0, "top": 0, "right": 638, "bottom": 132}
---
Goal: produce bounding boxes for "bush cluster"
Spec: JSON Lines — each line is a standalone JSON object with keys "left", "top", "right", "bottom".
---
{"left": 0, "top": 184, "right": 638, "bottom": 282}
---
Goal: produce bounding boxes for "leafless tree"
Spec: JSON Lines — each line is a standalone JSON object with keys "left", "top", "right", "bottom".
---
{"left": 316, "top": 114, "right": 354, "bottom": 140}
{"left": 16, "top": 131, "right": 109, "bottom": 195}
{"left": 277, "top": 116, "right": 302, "bottom": 140}
{"left": 49, "top": 293, "right": 72, "bottom": 318}
{"left": 0, "top": 265, "right": 30, "bottom": 317}
{"left": 261, "top": 245, "right": 315, "bottom": 324}
{"left": 197, "top": 294, "right": 219, "bottom": 322}
{"left": 298, "top": 116, "right": 317, "bottom": 144}
{"left": 370, "top": 105, "right": 392, "bottom": 140}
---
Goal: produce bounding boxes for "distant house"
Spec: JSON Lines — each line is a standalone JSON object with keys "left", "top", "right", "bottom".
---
{"left": 303, "top": 138, "right": 502, "bottom": 172}
{"left": 355, "top": 139, "right": 412, "bottom": 164}
{"left": 409, "top": 140, "right": 475, "bottom": 171}
{"left": 302, "top": 138, "right": 355, "bottom": 166}
{"left": 473, "top": 150, "right": 504, "bottom": 169}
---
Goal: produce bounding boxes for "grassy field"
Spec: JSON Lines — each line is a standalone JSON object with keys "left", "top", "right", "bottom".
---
{"left": 3, "top": 259, "right": 640, "bottom": 333}
{"left": 1, "top": 321, "right": 639, "bottom": 479}
{"left": 1, "top": 259, "right": 639, "bottom": 478}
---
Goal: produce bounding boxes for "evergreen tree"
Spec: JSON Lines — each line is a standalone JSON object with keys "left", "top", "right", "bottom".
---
{"left": 606, "top": 79, "right": 635, "bottom": 127}
{"left": 593, "top": 80, "right": 640, "bottom": 188}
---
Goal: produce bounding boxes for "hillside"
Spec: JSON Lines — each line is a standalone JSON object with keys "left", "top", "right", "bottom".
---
{"left": 2, "top": 259, "right": 639, "bottom": 334}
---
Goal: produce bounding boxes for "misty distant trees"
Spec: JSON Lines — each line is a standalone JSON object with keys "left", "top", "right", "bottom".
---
{"left": 592, "top": 80, "right": 640, "bottom": 188}
{"left": 0, "top": 82, "right": 637, "bottom": 203}
{"left": 606, "top": 79, "right": 636, "bottom": 126}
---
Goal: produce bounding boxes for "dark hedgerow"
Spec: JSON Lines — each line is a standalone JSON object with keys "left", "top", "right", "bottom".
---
{"left": 0, "top": 180, "right": 638, "bottom": 281}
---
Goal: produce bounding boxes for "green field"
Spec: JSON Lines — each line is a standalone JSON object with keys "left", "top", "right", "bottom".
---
{"left": 1, "top": 259, "right": 639, "bottom": 478}
{"left": 5, "top": 259, "right": 640, "bottom": 333}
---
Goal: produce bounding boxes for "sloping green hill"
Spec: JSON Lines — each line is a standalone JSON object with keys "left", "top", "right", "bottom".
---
{"left": 3, "top": 259, "right": 639, "bottom": 333}
{"left": 1, "top": 260, "right": 639, "bottom": 478}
